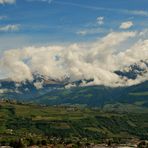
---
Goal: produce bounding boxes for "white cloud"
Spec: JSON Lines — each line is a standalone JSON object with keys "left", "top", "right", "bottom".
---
{"left": 27, "top": 0, "right": 53, "bottom": 3}
{"left": 65, "top": 83, "right": 76, "bottom": 89}
{"left": 0, "top": 88, "right": 20, "bottom": 93}
{"left": 34, "top": 81, "right": 44, "bottom": 89}
{"left": 77, "top": 28, "right": 107, "bottom": 36}
{"left": 52, "top": 1, "right": 148, "bottom": 17}
{"left": 126, "top": 10, "right": 148, "bottom": 17}
{"left": 0, "top": 89, "right": 8, "bottom": 93}
{"left": 0, "top": 24, "right": 20, "bottom": 32}
{"left": 77, "top": 16, "right": 106, "bottom": 36}
{"left": 0, "top": 0, "right": 15, "bottom": 4}
{"left": 0, "top": 31, "right": 148, "bottom": 87}
{"left": 96, "top": 16, "right": 104, "bottom": 25}
{"left": 120, "top": 21, "right": 133, "bottom": 29}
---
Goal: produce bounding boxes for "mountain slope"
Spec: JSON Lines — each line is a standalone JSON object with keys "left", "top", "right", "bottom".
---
{"left": 33, "top": 81, "right": 148, "bottom": 107}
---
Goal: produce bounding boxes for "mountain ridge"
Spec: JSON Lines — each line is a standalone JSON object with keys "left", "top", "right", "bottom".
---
{"left": 0, "top": 60, "right": 148, "bottom": 107}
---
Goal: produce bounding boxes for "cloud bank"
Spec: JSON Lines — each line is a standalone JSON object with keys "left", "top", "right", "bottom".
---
{"left": 0, "top": 31, "right": 148, "bottom": 87}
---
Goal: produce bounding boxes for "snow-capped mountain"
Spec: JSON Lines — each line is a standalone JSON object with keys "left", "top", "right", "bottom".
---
{"left": 115, "top": 60, "right": 148, "bottom": 79}
{"left": 0, "top": 73, "right": 67, "bottom": 100}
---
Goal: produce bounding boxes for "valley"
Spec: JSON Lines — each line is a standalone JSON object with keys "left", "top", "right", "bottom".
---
{"left": 0, "top": 100, "right": 147, "bottom": 147}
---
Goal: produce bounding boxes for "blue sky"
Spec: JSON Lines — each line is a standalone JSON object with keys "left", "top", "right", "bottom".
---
{"left": 0, "top": 0, "right": 148, "bottom": 85}
{"left": 0, "top": 0, "right": 148, "bottom": 50}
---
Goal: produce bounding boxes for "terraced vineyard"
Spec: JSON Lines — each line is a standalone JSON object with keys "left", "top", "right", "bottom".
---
{"left": 0, "top": 100, "right": 148, "bottom": 147}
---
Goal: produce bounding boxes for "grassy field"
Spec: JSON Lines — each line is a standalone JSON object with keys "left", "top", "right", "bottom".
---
{"left": 129, "top": 91, "right": 148, "bottom": 96}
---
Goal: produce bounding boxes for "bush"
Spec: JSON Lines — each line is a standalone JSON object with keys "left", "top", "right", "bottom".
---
{"left": 9, "top": 139, "right": 26, "bottom": 148}
{"left": 41, "top": 139, "right": 47, "bottom": 145}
